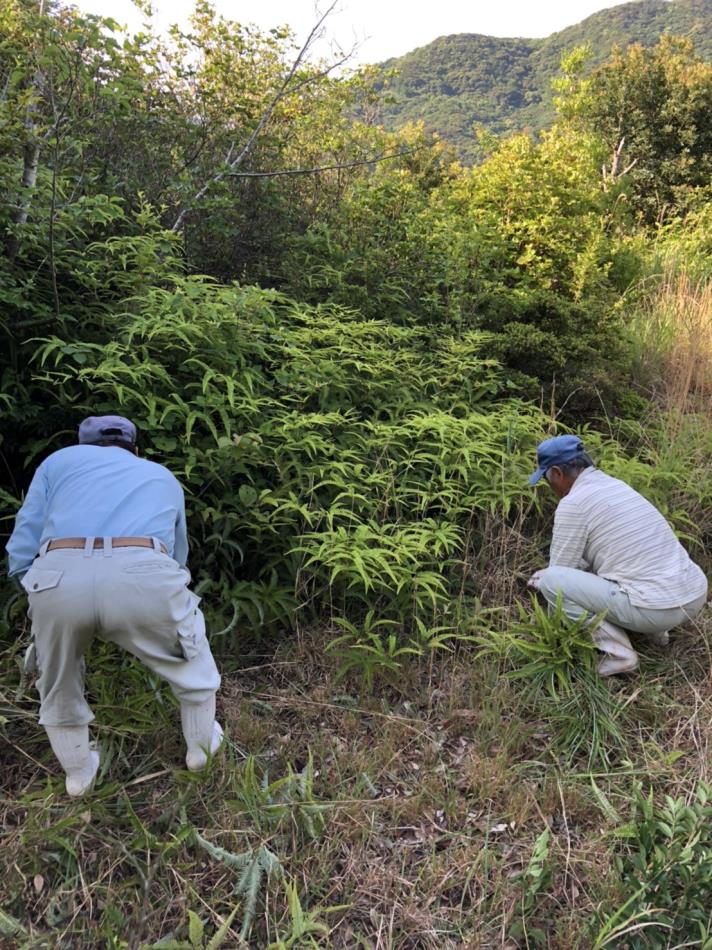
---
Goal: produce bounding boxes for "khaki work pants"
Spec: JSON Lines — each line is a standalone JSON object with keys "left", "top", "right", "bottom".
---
{"left": 21, "top": 541, "right": 221, "bottom": 726}
{"left": 538, "top": 566, "right": 707, "bottom": 635}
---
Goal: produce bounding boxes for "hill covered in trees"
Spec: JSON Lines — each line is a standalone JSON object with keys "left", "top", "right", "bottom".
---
{"left": 373, "top": 0, "right": 712, "bottom": 160}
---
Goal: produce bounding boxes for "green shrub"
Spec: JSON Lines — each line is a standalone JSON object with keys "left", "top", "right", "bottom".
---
{"left": 593, "top": 782, "right": 712, "bottom": 949}
{"left": 5, "top": 236, "right": 555, "bottom": 641}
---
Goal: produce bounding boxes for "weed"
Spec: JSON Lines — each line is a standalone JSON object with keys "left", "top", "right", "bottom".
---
{"left": 227, "top": 753, "right": 328, "bottom": 844}
{"left": 477, "top": 594, "right": 598, "bottom": 698}
{"left": 144, "top": 905, "right": 240, "bottom": 949}
{"left": 478, "top": 596, "right": 631, "bottom": 767}
{"left": 507, "top": 827, "right": 553, "bottom": 947}
{"left": 264, "top": 880, "right": 347, "bottom": 949}
{"left": 327, "top": 612, "right": 423, "bottom": 692}
{"left": 193, "top": 832, "right": 283, "bottom": 943}
{"left": 592, "top": 782, "right": 712, "bottom": 949}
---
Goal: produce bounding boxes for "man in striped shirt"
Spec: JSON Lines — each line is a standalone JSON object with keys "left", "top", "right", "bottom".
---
{"left": 528, "top": 435, "right": 708, "bottom": 676}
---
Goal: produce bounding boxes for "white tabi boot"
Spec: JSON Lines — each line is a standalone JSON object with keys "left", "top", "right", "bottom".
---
{"left": 45, "top": 725, "right": 100, "bottom": 797}
{"left": 647, "top": 629, "right": 670, "bottom": 647}
{"left": 592, "top": 620, "right": 639, "bottom": 676}
{"left": 181, "top": 694, "right": 224, "bottom": 771}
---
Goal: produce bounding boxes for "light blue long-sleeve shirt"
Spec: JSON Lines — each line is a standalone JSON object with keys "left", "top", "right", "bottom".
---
{"left": 6, "top": 445, "right": 189, "bottom": 577}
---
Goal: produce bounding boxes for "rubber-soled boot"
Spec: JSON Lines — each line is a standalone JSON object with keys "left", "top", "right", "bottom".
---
{"left": 647, "top": 629, "right": 670, "bottom": 647}
{"left": 181, "top": 695, "right": 224, "bottom": 770}
{"left": 45, "top": 725, "right": 100, "bottom": 797}
{"left": 592, "top": 620, "right": 639, "bottom": 676}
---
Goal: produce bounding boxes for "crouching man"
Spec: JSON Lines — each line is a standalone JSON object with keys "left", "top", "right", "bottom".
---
{"left": 6, "top": 415, "right": 223, "bottom": 796}
{"left": 528, "top": 435, "right": 708, "bottom": 676}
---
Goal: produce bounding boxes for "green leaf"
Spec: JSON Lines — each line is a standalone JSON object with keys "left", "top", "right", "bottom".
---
{"left": 188, "top": 910, "right": 204, "bottom": 948}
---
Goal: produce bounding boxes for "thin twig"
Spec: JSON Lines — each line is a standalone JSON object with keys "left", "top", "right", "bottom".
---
{"left": 170, "top": 1, "right": 345, "bottom": 232}
{"left": 232, "top": 686, "right": 432, "bottom": 735}
{"left": 225, "top": 149, "right": 417, "bottom": 178}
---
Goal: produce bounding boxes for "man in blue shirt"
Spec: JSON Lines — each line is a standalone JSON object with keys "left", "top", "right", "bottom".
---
{"left": 7, "top": 415, "right": 222, "bottom": 796}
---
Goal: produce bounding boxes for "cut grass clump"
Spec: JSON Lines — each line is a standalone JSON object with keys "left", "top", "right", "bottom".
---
{"left": 477, "top": 595, "right": 631, "bottom": 768}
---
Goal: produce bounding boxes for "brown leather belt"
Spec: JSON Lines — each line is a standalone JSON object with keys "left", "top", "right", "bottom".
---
{"left": 47, "top": 537, "right": 168, "bottom": 554}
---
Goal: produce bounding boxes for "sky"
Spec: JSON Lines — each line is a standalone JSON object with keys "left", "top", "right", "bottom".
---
{"left": 70, "top": 0, "right": 642, "bottom": 64}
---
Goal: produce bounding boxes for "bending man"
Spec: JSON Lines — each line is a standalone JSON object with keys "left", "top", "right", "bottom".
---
{"left": 6, "top": 415, "right": 223, "bottom": 796}
{"left": 528, "top": 435, "right": 708, "bottom": 676}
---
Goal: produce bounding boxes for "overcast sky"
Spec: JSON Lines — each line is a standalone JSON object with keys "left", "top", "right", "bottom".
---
{"left": 70, "top": 0, "right": 643, "bottom": 64}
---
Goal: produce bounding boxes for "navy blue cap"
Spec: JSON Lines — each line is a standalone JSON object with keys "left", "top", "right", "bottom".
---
{"left": 78, "top": 415, "right": 137, "bottom": 445}
{"left": 529, "top": 435, "right": 585, "bottom": 486}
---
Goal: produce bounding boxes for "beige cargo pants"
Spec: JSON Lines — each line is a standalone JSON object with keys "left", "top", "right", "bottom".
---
{"left": 537, "top": 566, "right": 707, "bottom": 634}
{"left": 21, "top": 540, "right": 221, "bottom": 727}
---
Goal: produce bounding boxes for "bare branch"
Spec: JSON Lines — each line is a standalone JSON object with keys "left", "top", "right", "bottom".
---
{"left": 602, "top": 136, "right": 637, "bottom": 191}
{"left": 285, "top": 43, "right": 356, "bottom": 98}
{"left": 224, "top": 149, "right": 419, "bottom": 179}
{"left": 170, "top": 1, "right": 345, "bottom": 232}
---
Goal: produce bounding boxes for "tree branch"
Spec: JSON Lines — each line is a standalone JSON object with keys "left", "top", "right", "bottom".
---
{"left": 602, "top": 136, "right": 637, "bottom": 190}
{"left": 5, "top": 68, "right": 43, "bottom": 261}
{"left": 224, "top": 149, "right": 419, "bottom": 179}
{"left": 170, "top": 1, "right": 345, "bottom": 232}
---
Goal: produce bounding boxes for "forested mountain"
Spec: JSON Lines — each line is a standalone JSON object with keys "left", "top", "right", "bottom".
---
{"left": 374, "top": 0, "right": 712, "bottom": 160}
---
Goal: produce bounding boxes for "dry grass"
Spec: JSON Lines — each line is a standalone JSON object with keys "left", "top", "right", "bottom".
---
{"left": 1, "top": 608, "right": 711, "bottom": 949}
{"left": 633, "top": 272, "right": 712, "bottom": 415}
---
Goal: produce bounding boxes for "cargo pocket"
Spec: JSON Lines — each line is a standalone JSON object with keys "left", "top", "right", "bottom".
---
{"left": 176, "top": 597, "right": 207, "bottom": 661}
{"left": 21, "top": 567, "right": 63, "bottom": 594}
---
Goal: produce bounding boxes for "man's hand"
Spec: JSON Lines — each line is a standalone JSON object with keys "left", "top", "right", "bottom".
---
{"left": 527, "top": 569, "right": 545, "bottom": 592}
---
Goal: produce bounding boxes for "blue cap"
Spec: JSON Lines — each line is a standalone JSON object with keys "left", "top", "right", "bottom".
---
{"left": 78, "top": 415, "right": 137, "bottom": 445}
{"left": 529, "top": 435, "right": 585, "bottom": 486}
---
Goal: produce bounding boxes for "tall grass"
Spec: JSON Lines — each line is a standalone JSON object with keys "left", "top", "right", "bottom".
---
{"left": 631, "top": 272, "right": 712, "bottom": 415}
{"left": 623, "top": 270, "right": 712, "bottom": 568}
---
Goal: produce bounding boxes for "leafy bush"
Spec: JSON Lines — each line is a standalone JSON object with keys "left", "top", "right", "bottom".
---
{"left": 593, "top": 782, "right": 712, "bottom": 949}
{"left": 3, "top": 230, "right": 562, "bottom": 641}
{"left": 283, "top": 125, "right": 633, "bottom": 407}
{"left": 4, "top": 222, "right": 705, "bottom": 655}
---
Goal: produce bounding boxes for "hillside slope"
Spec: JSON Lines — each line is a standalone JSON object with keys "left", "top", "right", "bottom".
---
{"left": 373, "top": 0, "right": 711, "bottom": 160}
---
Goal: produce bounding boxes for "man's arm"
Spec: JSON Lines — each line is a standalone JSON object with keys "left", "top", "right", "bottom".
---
{"left": 6, "top": 463, "right": 49, "bottom": 577}
{"left": 173, "top": 494, "right": 189, "bottom": 569}
{"left": 549, "top": 499, "right": 589, "bottom": 570}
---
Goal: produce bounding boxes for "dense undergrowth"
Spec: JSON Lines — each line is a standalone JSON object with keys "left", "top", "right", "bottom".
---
{"left": 1, "top": 1, "right": 712, "bottom": 947}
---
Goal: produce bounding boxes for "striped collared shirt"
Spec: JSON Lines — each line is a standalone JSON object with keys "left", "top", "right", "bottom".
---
{"left": 549, "top": 467, "right": 707, "bottom": 609}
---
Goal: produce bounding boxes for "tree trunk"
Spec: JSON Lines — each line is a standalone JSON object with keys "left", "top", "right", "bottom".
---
{"left": 5, "top": 140, "right": 40, "bottom": 261}
{"left": 5, "top": 67, "right": 42, "bottom": 262}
